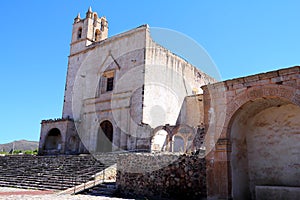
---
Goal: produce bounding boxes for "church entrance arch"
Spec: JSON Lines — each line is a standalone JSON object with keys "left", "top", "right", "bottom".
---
{"left": 97, "top": 120, "right": 113, "bottom": 152}
{"left": 44, "top": 128, "right": 62, "bottom": 151}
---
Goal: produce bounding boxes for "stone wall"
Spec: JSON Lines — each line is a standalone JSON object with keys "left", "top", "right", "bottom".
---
{"left": 176, "top": 94, "right": 204, "bottom": 127}
{"left": 143, "top": 36, "right": 216, "bottom": 129}
{"left": 117, "top": 153, "right": 206, "bottom": 199}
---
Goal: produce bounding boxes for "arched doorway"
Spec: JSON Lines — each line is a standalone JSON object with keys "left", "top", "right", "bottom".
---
{"left": 44, "top": 128, "right": 62, "bottom": 151}
{"left": 229, "top": 98, "right": 300, "bottom": 199}
{"left": 97, "top": 120, "right": 113, "bottom": 152}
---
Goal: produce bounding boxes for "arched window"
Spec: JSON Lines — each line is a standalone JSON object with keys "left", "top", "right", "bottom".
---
{"left": 95, "top": 29, "right": 101, "bottom": 41}
{"left": 93, "top": 14, "right": 98, "bottom": 27}
{"left": 94, "top": 13, "right": 98, "bottom": 20}
{"left": 77, "top": 27, "right": 82, "bottom": 39}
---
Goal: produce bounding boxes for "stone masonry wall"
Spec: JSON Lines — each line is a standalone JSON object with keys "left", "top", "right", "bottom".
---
{"left": 117, "top": 153, "right": 206, "bottom": 199}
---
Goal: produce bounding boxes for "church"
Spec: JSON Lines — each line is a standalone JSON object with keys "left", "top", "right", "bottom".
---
{"left": 38, "top": 7, "right": 215, "bottom": 155}
{"left": 38, "top": 8, "right": 300, "bottom": 199}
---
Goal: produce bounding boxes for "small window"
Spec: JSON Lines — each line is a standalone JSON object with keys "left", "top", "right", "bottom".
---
{"left": 77, "top": 27, "right": 82, "bottom": 39}
{"left": 99, "top": 70, "right": 115, "bottom": 94}
{"left": 106, "top": 77, "right": 114, "bottom": 91}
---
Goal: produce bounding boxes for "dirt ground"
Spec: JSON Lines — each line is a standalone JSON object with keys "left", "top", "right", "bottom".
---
{"left": 0, "top": 187, "right": 133, "bottom": 200}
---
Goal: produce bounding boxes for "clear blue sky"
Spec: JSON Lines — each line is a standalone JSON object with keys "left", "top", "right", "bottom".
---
{"left": 0, "top": 1, "right": 299, "bottom": 144}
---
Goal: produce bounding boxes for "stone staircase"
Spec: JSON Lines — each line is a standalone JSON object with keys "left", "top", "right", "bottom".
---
{"left": 59, "top": 159, "right": 118, "bottom": 195}
{"left": 79, "top": 181, "right": 117, "bottom": 197}
{"left": 0, "top": 154, "right": 113, "bottom": 190}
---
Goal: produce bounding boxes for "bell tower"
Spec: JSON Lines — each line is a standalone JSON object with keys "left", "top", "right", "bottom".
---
{"left": 63, "top": 7, "right": 109, "bottom": 119}
{"left": 70, "top": 7, "right": 108, "bottom": 55}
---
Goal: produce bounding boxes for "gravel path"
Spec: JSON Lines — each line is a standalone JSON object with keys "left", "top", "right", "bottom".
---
{"left": 0, "top": 187, "right": 133, "bottom": 200}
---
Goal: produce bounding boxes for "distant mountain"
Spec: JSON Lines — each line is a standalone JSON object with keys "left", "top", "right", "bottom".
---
{"left": 0, "top": 140, "right": 39, "bottom": 152}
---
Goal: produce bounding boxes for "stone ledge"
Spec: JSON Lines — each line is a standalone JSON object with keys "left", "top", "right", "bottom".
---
{"left": 41, "top": 118, "right": 73, "bottom": 124}
{"left": 206, "top": 66, "right": 300, "bottom": 91}
{"left": 256, "top": 186, "right": 300, "bottom": 200}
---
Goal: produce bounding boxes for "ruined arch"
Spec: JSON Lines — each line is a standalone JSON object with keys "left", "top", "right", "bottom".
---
{"left": 96, "top": 120, "right": 113, "bottom": 152}
{"left": 151, "top": 126, "right": 171, "bottom": 152}
{"left": 227, "top": 94, "right": 300, "bottom": 199}
{"left": 44, "top": 128, "right": 62, "bottom": 151}
{"left": 171, "top": 124, "right": 194, "bottom": 153}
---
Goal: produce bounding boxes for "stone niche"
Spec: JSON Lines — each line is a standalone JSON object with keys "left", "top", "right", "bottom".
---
{"left": 38, "top": 118, "right": 83, "bottom": 155}
{"left": 230, "top": 101, "right": 300, "bottom": 199}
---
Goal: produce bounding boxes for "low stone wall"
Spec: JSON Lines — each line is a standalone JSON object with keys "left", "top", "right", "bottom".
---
{"left": 93, "top": 152, "right": 119, "bottom": 167}
{"left": 116, "top": 153, "right": 206, "bottom": 199}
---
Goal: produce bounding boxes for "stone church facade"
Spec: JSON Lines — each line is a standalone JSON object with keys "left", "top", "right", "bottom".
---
{"left": 38, "top": 8, "right": 215, "bottom": 155}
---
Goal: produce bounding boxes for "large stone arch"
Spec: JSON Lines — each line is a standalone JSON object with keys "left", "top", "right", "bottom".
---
{"left": 225, "top": 84, "right": 300, "bottom": 199}
{"left": 224, "top": 84, "right": 298, "bottom": 132}
{"left": 44, "top": 128, "right": 62, "bottom": 151}
{"left": 207, "top": 84, "right": 300, "bottom": 199}
{"left": 228, "top": 97, "right": 300, "bottom": 199}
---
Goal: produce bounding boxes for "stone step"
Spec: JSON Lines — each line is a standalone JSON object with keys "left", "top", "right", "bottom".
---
{"left": 80, "top": 182, "right": 117, "bottom": 197}
{"left": 0, "top": 155, "right": 117, "bottom": 191}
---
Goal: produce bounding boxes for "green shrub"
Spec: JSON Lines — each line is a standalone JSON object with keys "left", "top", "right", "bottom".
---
{"left": 24, "top": 149, "right": 38, "bottom": 155}
{"left": 13, "top": 150, "right": 22, "bottom": 154}
{"left": 24, "top": 150, "right": 32, "bottom": 155}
